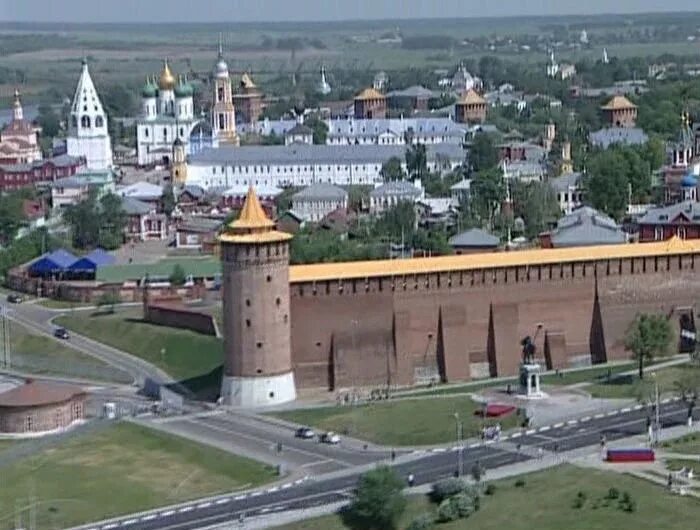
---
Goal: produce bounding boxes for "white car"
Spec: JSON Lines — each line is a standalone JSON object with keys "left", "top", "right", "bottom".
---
{"left": 320, "top": 431, "right": 341, "bottom": 444}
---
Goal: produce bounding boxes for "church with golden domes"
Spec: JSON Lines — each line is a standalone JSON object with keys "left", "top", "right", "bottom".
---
{"left": 136, "top": 59, "right": 202, "bottom": 166}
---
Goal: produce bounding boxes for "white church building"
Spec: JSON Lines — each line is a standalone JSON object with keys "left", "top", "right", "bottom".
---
{"left": 66, "top": 60, "right": 113, "bottom": 171}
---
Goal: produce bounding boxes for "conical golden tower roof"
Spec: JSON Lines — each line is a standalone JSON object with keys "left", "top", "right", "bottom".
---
{"left": 231, "top": 186, "right": 275, "bottom": 230}
{"left": 219, "top": 187, "right": 292, "bottom": 244}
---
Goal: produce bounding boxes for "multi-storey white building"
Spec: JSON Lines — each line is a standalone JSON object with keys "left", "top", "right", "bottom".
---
{"left": 136, "top": 60, "right": 201, "bottom": 166}
{"left": 185, "top": 143, "right": 463, "bottom": 190}
{"left": 66, "top": 60, "right": 113, "bottom": 171}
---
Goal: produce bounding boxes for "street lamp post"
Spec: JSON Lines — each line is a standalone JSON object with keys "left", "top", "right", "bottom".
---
{"left": 454, "top": 413, "right": 463, "bottom": 477}
{"left": 651, "top": 372, "right": 660, "bottom": 446}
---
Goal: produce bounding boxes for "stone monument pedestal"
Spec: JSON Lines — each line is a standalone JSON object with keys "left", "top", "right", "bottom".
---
{"left": 519, "top": 363, "right": 544, "bottom": 398}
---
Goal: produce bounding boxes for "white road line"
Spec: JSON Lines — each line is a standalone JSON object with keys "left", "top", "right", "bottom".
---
{"left": 215, "top": 498, "right": 230, "bottom": 505}
{"left": 196, "top": 501, "right": 212, "bottom": 509}
{"left": 553, "top": 422, "right": 565, "bottom": 428}
{"left": 662, "top": 398, "right": 672, "bottom": 404}
{"left": 539, "top": 426, "right": 551, "bottom": 432}
{"left": 607, "top": 410, "right": 619, "bottom": 416}
{"left": 141, "top": 515, "right": 156, "bottom": 522}
{"left": 567, "top": 420, "right": 578, "bottom": 425}
{"left": 267, "top": 487, "right": 279, "bottom": 493}
{"left": 122, "top": 520, "right": 137, "bottom": 526}
{"left": 510, "top": 432, "right": 521, "bottom": 438}
{"left": 594, "top": 413, "right": 605, "bottom": 419}
{"left": 293, "top": 479, "right": 305, "bottom": 485}
{"left": 234, "top": 495, "right": 247, "bottom": 500}
{"left": 432, "top": 447, "right": 447, "bottom": 453}
{"left": 621, "top": 407, "right": 631, "bottom": 413}
{"left": 160, "top": 510, "right": 174, "bottom": 517}
{"left": 579, "top": 417, "right": 590, "bottom": 422}
{"left": 633, "top": 404, "right": 644, "bottom": 410}
{"left": 281, "top": 483, "right": 292, "bottom": 489}
{"left": 178, "top": 506, "right": 193, "bottom": 513}
{"left": 102, "top": 524, "right": 118, "bottom": 530}
{"left": 260, "top": 507, "right": 271, "bottom": 514}
{"left": 251, "top": 491, "right": 263, "bottom": 497}
{"left": 469, "top": 442, "right": 481, "bottom": 448}
{"left": 525, "top": 429, "right": 536, "bottom": 435}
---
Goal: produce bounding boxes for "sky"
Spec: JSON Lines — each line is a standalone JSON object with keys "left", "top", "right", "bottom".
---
{"left": 1, "top": 0, "right": 699, "bottom": 23}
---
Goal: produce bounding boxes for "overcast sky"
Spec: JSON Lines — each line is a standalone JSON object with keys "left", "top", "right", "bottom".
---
{"left": 1, "top": 0, "right": 699, "bottom": 23}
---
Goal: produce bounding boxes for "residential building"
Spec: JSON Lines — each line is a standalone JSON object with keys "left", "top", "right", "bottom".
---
{"left": 175, "top": 217, "right": 223, "bottom": 250}
{"left": 415, "top": 197, "right": 458, "bottom": 228}
{"left": 540, "top": 206, "right": 626, "bottom": 248}
{"left": 0, "top": 155, "right": 84, "bottom": 192}
{"left": 122, "top": 196, "right": 167, "bottom": 241}
{"left": 136, "top": 60, "right": 202, "bottom": 166}
{"left": 219, "top": 184, "right": 282, "bottom": 210}
{"left": 233, "top": 73, "right": 264, "bottom": 125}
{"left": 291, "top": 183, "right": 348, "bottom": 222}
{"left": 185, "top": 143, "right": 464, "bottom": 190}
{"left": 450, "top": 178, "right": 471, "bottom": 202}
{"left": 454, "top": 90, "right": 487, "bottom": 124}
{"left": 448, "top": 228, "right": 499, "bottom": 254}
{"left": 498, "top": 141, "right": 547, "bottom": 163}
{"left": 49, "top": 171, "right": 115, "bottom": 209}
{"left": 66, "top": 60, "right": 113, "bottom": 171}
{"left": 175, "top": 185, "right": 206, "bottom": 213}
{"left": 550, "top": 172, "right": 584, "bottom": 214}
{"left": 506, "top": 160, "right": 547, "bottom": 183}
{"left": 0, "top": 90, "right": 41, "bottom": 164}
{"left": 638, "top": 201, "right": 700, "bottom": 242}
{"left": 600, "top": 95, "right": 638, "bottom": 128}
{"left": 116, "top": 181, "right": 163, "bottom": 209}
{"left": 354, "top": 88, "right": 387, "bottom": 119}
{"left": 369, "top": 180, "right": 423, "bottom": 214}
{"left": 589, "top": 127, "right": 648, "bottom": 149}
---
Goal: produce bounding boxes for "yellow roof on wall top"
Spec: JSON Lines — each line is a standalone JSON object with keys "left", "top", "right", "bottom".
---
{"left": 600, "top": 95, "right": 637, "bottom": 110}
{"left": 355, "top": 87, "right": 385, "bottom": 100}
{"left": 288, "top": 236, "right": 700, "bottom": 283}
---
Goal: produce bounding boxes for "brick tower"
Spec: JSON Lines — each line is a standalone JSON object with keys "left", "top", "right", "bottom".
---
{"left": 219, "top": 187, "right": 295, "bottom": 407}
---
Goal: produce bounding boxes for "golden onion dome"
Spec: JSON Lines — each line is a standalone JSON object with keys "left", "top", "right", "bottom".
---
{"left": 159, "top": 60, "right": 176, "bottom": 90}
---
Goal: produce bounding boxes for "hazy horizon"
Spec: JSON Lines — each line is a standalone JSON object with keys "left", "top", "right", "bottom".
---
{"left": 2, "top": 0, "right": 700, "bottom": 24}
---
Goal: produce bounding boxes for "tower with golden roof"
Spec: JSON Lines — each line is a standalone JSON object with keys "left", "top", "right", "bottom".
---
{"left": 211, "top": 36, "right": 240, "bottom": 146}
{"left": 219, "top": 187, "right": 295, "bottom": 407}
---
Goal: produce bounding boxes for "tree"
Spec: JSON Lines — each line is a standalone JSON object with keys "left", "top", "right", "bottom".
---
{"left": 161, "top": 185, "right": 176, "bottom": 218}
{"left": 512, "top": 181, "right": 561, "bottom": 238}
{"left": 169, "top": 264, "right": 187, "bottom": 286}
{"left": 96, "top": 291, "right": 120, "bottom": 313}
{"left": 348, "top": 466, "right": 406, "bottom": 530}
{"left": 64, "top": 191, "right": 127, "bottom": 250}
{"left": 37, "top": 103, "right": 60, "bottom": 139}
{"left": 469, "top": 167, "right": 503, "bottom": 229}
{"left": 380, "top": 157, "right": 405, "bottom": 182}
{"left": 625, "top": 313, "right": 673, "bottom": 380}
{"left": 0, "top": 191, "right": 27, "bottom": 245}
{"left": 584, "top": 150, "right": 630, "bottom": 220}
{"left": 305, "top": 115, "right": 329, "bottom": 145}
{"left": 405, "top": 143, "right": 428, "bottom": 180}
{"left": 469, "top": 133, "right": 499, "bottom": 173}
{"left": 98, "top": 193, "right": 127, "bottom": 250}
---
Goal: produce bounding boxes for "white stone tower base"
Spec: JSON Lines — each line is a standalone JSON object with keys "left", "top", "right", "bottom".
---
{"left": 221, "top": 372, "right": 296, "bottom": 408}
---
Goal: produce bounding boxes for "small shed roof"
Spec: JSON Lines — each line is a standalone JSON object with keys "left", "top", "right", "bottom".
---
{"left": 449, "top": 228, "right": 500, "bottom": 248}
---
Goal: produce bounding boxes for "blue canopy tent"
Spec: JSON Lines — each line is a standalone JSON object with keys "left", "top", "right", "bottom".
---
{"left": 28, "top": 249, "right": 77, "bottom": 278}
{"left": 68, "top": 248, "right": 116, "bottom": 278}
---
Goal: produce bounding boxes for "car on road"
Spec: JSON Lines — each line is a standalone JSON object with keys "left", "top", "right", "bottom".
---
{"left": 6, "top": 294, "right": 23, "bottom": 304}
{"left": 53, "top": 327, "right": 70, "bottom": 339}
{"left": 320, "top": 431, "right": 341, "bottom": 444}
{"left": 295, "top": 427, "right": 315, "bottom": 439}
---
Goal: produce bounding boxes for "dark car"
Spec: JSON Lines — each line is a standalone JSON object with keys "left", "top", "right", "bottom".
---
{"left": 53, "top": 327, "right": 70, "bottom": 340}
{"left": 295, "top": 427, "right": 315, "bottom": 439}
{"left": 6, "top": 294, "right": 23, "bottom": 304}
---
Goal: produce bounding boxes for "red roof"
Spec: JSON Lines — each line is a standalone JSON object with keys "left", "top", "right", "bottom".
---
{"left": 0, "top": 380, "right": 85, "bottom": 408}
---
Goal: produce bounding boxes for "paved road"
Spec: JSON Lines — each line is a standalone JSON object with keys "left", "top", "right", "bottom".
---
{"left": 4, "top": 301, "right": 173, "bottom": 386}
{"left": 73, "top": 397, "right": 698, "bottom": 530}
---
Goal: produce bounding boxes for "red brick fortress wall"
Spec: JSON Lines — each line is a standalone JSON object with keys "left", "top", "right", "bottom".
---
{"left": 289, "top": 253, "right": 700, "bottom": 390}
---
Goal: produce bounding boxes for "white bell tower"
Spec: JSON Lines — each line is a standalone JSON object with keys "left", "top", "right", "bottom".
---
{"left": 66, "top": 59, "right": 113, "bottom": 171}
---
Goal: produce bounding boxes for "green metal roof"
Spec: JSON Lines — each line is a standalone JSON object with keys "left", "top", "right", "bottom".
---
{"left": 96, "top": 257, "right": 220, "bottom": 283}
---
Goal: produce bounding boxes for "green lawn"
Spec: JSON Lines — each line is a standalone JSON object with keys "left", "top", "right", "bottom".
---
{"left": 0, "top": 422, "right": 277, "bottom": 529}
{"left": 665, "top": 458, "right": 700, "bottom": 476}
{"left": 275, "top": 465, "right": 700, "bottom": 530}
{"left": 54, "top": 309, "right": 223, "bottom": 381}
{"left": 662, "top": 433, "right": 700, "bottom": 454}
{"left": 271, "top": 396, "right": 520, "bottom": 446}
{"left": 8, "top": 320, "right": 131, "bottom": 383}
{"left": 586, "top": 365, "right": 696, "bottom": 400}
{"left": 0, "top": 440, "right": 17, "bottom": 453}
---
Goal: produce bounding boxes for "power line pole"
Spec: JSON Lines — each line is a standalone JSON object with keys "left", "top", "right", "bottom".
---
{"left": 1, "top": 305, "right": 11, "bottom": 369}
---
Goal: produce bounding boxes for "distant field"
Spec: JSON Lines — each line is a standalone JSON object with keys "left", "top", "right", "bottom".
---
{"left": 0, "top": 422, "right": 277, "bottom": 528}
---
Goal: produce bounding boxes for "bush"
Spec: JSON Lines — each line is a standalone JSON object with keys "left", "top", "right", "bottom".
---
{"left": 606, "top": 487, "right": 620, "bottom": 500}
{"left": 348, "top": 466, "right": 406, "bottom": 530}
{"left": 514, "top": 478, "right": 526, "bottom": 487}
{"left": 573, "top": 491, "right": 587, "bottom": 509}
{"left": 452, "top": 492, "right": 476, "bottom": 518}
{"left": 169, "top": 264, "right": 187, "bottom": 286}
{"left": 618, "top": 492, "right": 636, "bottom": 512}
{"left": 484, "top": 484, "right": 496, "bottom": 495}
{"left": 437, "top": 499, "right": 459, "bottom": 523}
{"left": 406, "top": 513, "right": 434, "bottom": 530}
{"left": 430, "top": 477, "right": 466, "bottom": 503}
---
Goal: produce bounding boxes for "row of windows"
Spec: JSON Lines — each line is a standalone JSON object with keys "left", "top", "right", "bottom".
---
{"left": 142, "top": 127, "right": 187, "bottom": 139}
{"left": 72, "top": 115, "right": 104, "bottom": 128}
{"left": 211, "top": 164, "right": 382, "bottom": 175}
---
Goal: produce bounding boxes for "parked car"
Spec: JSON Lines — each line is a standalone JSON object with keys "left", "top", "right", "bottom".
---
{"left": 6, "top": 294, "right": 23, "bottom": 304}
{"left": 53, "top": 327, "right": 70, "bottom": 339}
{"left": 295, "top": 427, "right": 315, "bottom": 439}
{"left": 320, "top": 431, "right": 341, "bottom": 444}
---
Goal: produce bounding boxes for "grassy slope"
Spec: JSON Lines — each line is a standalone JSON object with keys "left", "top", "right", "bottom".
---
{"left": 587, "top": 365, "right": 697, "bottom": 399}
{"left": 272, "top": 396, "right": 520, "bottom": 446}
{"left": 276, "top": 465, "right": 700, "bottom": 530}
{"left": 54, "top": 309, "right": 223, "bottom": 381}
{"left": 662, "top": 433, "right": 700, "bottom": 454}
{"left": 0, "top": 422, "right": 277, "bottom": 528}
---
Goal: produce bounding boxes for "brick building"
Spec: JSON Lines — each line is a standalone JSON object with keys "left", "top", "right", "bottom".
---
{"left": 354, "top": 88, "right": 387, "bottom": 119}
{"left": 638, "top": 201, "right": 700, "bottom": 242}
{"left": 455, "top": 90, "right": 487, "bottom": 124}
{"left": 600, "top": 95, "right": 637, "bottom": 128}
{"left": 0, "top": 380, "right": 86, "bottom": 434}
{"left": 0, "top": 155, "right": 84, "bottom": 192}
{"left": 221, "top": 189, "right": 700, "bottom": 401}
